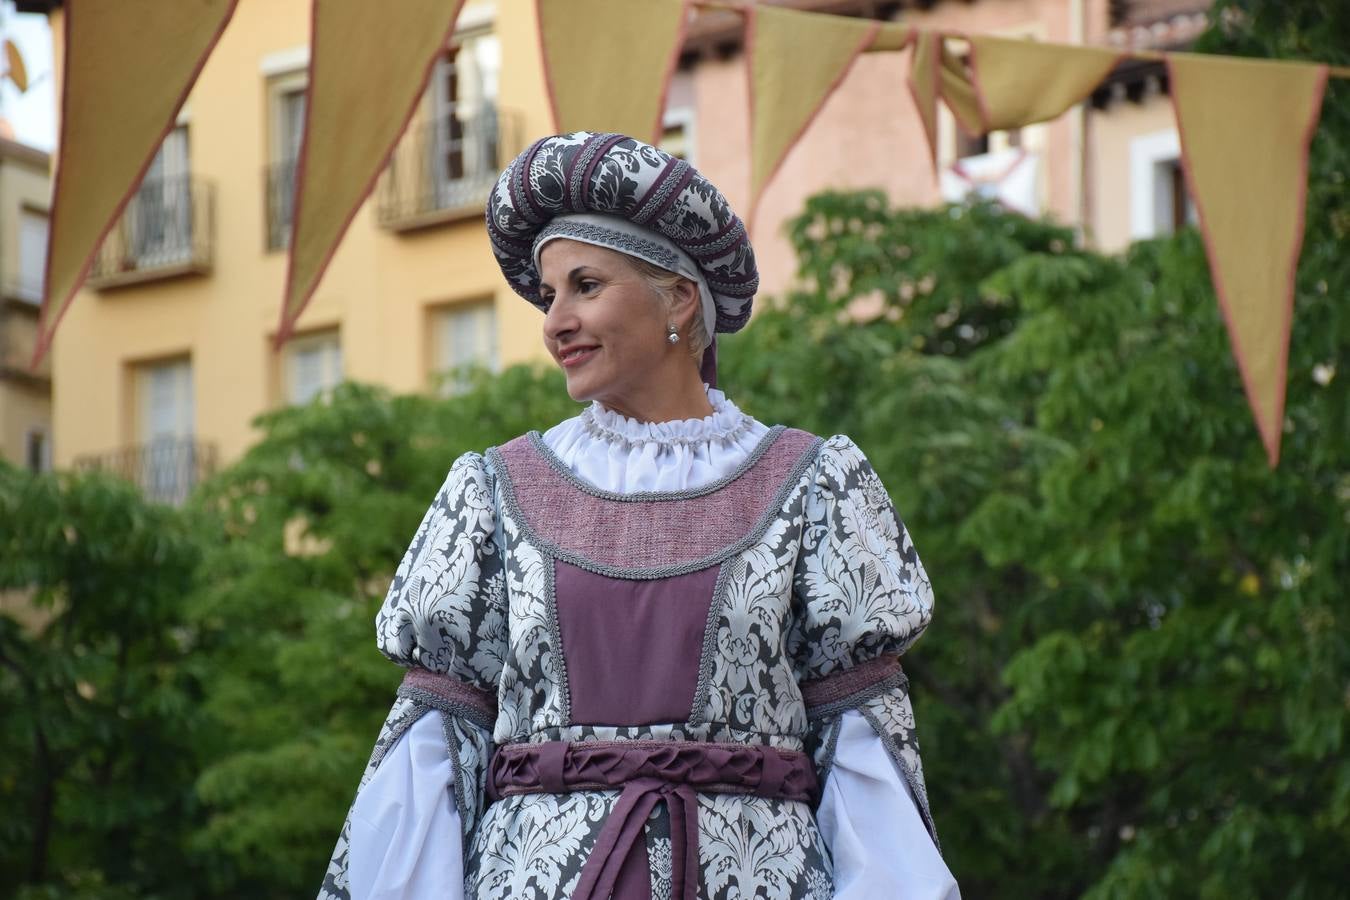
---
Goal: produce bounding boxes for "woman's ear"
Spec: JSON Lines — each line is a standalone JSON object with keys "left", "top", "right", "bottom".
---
{"left": 670, "top": 277, "right": 700, "bottom": 331}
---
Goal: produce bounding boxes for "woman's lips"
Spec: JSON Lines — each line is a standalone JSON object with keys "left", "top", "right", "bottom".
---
{"left": 559, "top": 346, "right": 598, "bottom": 369}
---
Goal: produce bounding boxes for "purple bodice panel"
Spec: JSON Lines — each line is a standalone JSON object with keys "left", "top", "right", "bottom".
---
{"left": 554, "top": 560, "right": 720, "bottom": 726}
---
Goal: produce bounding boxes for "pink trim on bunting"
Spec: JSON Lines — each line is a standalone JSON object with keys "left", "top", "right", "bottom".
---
{"left": 274, "top": 0, "right": 467, "bottom": 349}
{"left": 964, "top": 35, "right": 995, "bottom": 133}
{"left": 1167, "top": 57, "right": 1329, "bottom": 467}
{"left": 32, "top": 0, "right": 241, "bottom": 368}
{"left": 649, "top": 0, "right": 694, "bottom": 145}
{"left": 535, "top": 0, "right": 691, "bottom": 144}
{"left": 746, "top": 9, "right": 883, "bottom": 231}
{"left": 533, "top": 0, "right": 563, "bottom": 135}
{"left": 963, "top": 37, "right": 1128, "bottom": 134}
{"left": 903, "top": 30, "right": 941, "bottom": 177}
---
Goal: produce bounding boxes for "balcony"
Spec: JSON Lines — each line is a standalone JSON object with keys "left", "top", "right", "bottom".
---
{"left": 87, "top": 175, "right": 215, "bottom": 289}
{"left": 376, "top": 107, "right": 519, "bottom": 231}
{"left": 265, "top": 157, "right": 298, "bottom": 251}
{"left": 73, "top": 437, "right": 218, "bottom": 507}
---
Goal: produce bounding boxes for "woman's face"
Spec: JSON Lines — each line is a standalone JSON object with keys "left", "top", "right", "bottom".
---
{"left": 538, "top": 240, "right": 687, "bottom": 414}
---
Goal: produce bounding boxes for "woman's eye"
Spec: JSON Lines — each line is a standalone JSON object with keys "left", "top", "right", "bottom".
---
{"left": 579, "top": 280, "right": 601, "bottom": 294}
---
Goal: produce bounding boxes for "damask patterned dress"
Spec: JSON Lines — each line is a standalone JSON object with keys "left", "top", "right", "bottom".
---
{"left": 320, "top": 395, "right": 950, "bottom": 900}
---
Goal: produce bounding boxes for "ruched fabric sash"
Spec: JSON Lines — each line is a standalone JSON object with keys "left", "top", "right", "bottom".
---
{"left": 488, "top": 740, "right": 819, "bottom": 900}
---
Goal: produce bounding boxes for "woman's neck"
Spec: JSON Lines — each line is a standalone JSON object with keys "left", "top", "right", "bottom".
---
{"left": 594, "top": 369, "right": 713, "bottom": 424}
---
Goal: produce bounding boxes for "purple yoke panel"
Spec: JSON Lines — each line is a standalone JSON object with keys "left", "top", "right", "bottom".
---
{"left": 496, "top": 428, "right": 819, "bottom": 570}
{"left": 554, "top": 560, "right": 720, "bottom": 726}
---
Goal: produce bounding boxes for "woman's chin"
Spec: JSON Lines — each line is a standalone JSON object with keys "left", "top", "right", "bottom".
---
{"left": 562, "top": 371, "right": 599, "bottom": 403}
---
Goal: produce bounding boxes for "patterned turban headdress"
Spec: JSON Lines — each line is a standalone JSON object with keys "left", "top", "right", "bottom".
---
{"left": 485, "top": 132, "right": 759, "bottom": 385}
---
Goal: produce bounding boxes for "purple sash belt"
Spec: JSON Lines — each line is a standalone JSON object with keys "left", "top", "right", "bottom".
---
{"left": 487, "top": 740, "right": 818, "bottom": 900}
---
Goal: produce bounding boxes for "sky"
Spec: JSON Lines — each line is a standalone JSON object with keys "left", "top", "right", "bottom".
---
{"left": 1, "top": 1, "right": 56, "bottom": 151}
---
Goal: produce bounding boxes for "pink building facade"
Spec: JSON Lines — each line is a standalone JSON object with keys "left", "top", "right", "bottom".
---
{"left": 671, "top": 0, "right": 1210, "bottom": 296}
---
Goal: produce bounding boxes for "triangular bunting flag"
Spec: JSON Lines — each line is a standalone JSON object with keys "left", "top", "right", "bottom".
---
{"left": 748, "top": 4, "right": 880, "bottom": 213}
{"left": 278, "top": 0, "right": 467, "bottom": 347}
{"left": 536, "top": 0, "right": 689, "bottom": 142}
{"left": 1168, "top": 53, "right": 1328, "bottom": 466}
{"left": 940, "top": 38, "right": 985, "bottom": 136}
{"left": 907, "top": 32, "right": 983, "bottom": 171}
{"left": 867, "top": 22, "right": 913, "bottom": 53}
{"left": 4, "top": 38, "right": 28, "bottom": 92}
{"left": 908, "top": 32, "right": 942, "bottom": 168}
{"left": 965, "top": 34, "right": 1122, "bottom": 131}
{"left": 32, "top": 0, "right": 238, "bottom": 365}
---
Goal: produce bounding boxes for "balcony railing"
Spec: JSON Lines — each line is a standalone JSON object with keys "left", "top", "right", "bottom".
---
{"left": 265, "top": 157, "right": 298, "bottom": 251}
{"left": 377, "top": 107, "right": 519, "bottom": 230}
{"left": 74, "top": 437, "right": 218, "bottom": 507}
{"left": 88, "top": 175, "right": 214, "bottom": 288}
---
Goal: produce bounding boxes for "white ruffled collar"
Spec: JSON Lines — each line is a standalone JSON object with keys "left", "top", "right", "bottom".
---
{"left": 580, "top": 388, "right": 756, "bottom": 448}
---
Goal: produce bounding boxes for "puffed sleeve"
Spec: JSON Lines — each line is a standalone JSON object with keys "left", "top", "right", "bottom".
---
{"left": 787, "top": 435, "right": 952, "bottom": 891}
{"left": 318, "top": 453, "right": 507, "bottom": 900}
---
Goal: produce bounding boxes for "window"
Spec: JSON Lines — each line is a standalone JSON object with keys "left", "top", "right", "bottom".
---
{"left": 1161, "top": 158, "right": 1197, "bottom": 234}
{"left": 266, "top": 73, "right": 308, "bottom": 250}
{"left": 25, "top": 429, "right": 49, "bottom": 473}
{"left": 284, "top": 330, "right": 343, "bottom": 405}
{"left": 17, "top": 207, "right": 47, "bottom": 303}
{"left": 955, "top": 129, "right": 990, "bottom": 160}
{"left": 377, "top": 29, "right": 504, "bottom": 226}
{"left": 941, "top": 123, "right": 1043, "bottom": 217}
{"left": 659, "top": 108, "right": 695, "bottom": 164}
{"left": 135, "top": 356, "right": 196, "bottom": 504}
{"left": 138, "top": 357, "right": 194, "bottom": 444}
{"left": 132, "top": 125, "right": 192, "bottom": 266}
{"left": 428, "top": 31, "right": 500, "bottom": 196}
{"left": 1129, "top": 129, "right": 1197, "bottom": 239}
{"left": 432, "top": 301, "right": 498, "bottom": 393}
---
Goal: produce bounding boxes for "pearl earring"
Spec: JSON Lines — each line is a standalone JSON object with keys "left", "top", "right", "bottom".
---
{"left": 667, "top": 323, "right": 680, "bottom": 345}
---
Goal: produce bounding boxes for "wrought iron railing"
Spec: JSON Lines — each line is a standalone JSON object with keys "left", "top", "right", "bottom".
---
{"left": 377, "top": 107, "right": 518, "bottom": 229}
{"left": 88, "top": 175, "right": 214, "bottom": 286}
{"left": 73, "top": 437, "right": 218, "bottom": 507}
{"left": 265, "top": 157, "right": 299, "bottom": 251}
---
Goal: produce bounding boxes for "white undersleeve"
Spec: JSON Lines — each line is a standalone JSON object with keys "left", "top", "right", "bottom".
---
{"left": 819, "top": 710, "right": 960, "bottom": 899}
{"left": 347, "top": 711, "right": 463, "bottom": 900}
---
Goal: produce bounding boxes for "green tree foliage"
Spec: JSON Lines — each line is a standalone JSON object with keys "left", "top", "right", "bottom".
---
{"left": 0, "top": 465, "right": 203, "bottom": 899}
{"left": 181, "top": 369, "right": 578, "bottom": 896}
{"left": 716, "top": 2, "right": 1348, "bottom": 892}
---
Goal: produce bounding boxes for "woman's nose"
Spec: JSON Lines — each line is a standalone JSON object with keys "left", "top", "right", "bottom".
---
{"left": 543, "top": 298, "right": 577, "bottom": 342}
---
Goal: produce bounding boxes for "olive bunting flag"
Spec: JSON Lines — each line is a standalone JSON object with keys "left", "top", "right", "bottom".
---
{"left": 33, "top": 0, "right": 1348, "bottom": 465}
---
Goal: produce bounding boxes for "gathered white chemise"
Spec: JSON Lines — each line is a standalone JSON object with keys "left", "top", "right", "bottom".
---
{"left": 347, "top": 388, "right": 960, "bottom": 899}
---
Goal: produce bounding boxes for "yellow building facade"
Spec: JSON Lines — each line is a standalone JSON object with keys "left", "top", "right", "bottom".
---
{"left": 0, "top": 136, "right": 52, "bottom": 472}
{"left": 34, "top": 0, "right": 555, "bottom": 497}
{"left": 25, "top": 0, "right": 1208, "bottom": 501}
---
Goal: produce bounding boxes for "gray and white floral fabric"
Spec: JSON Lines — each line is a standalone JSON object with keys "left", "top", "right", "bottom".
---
{"left": 322, "top": 417, "right": 952, "bottom": 898}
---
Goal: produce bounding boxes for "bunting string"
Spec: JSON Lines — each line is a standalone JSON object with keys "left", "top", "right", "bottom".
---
{"left": 31, "top": 0, "right": 1349, "bottom": 466}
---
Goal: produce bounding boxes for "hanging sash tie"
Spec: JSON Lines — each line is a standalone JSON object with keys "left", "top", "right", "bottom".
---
{"left": 487, "top": 740, "right": 818, "bottom": 900}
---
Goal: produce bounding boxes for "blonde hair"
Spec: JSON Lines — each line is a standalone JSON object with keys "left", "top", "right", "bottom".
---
{"left": 625, "top": 256, "right": 711, "bottom": 361}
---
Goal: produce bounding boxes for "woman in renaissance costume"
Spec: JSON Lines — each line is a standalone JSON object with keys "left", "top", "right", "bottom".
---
{"left": 319, "top": 132, "right": 959, "bottom": 900}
